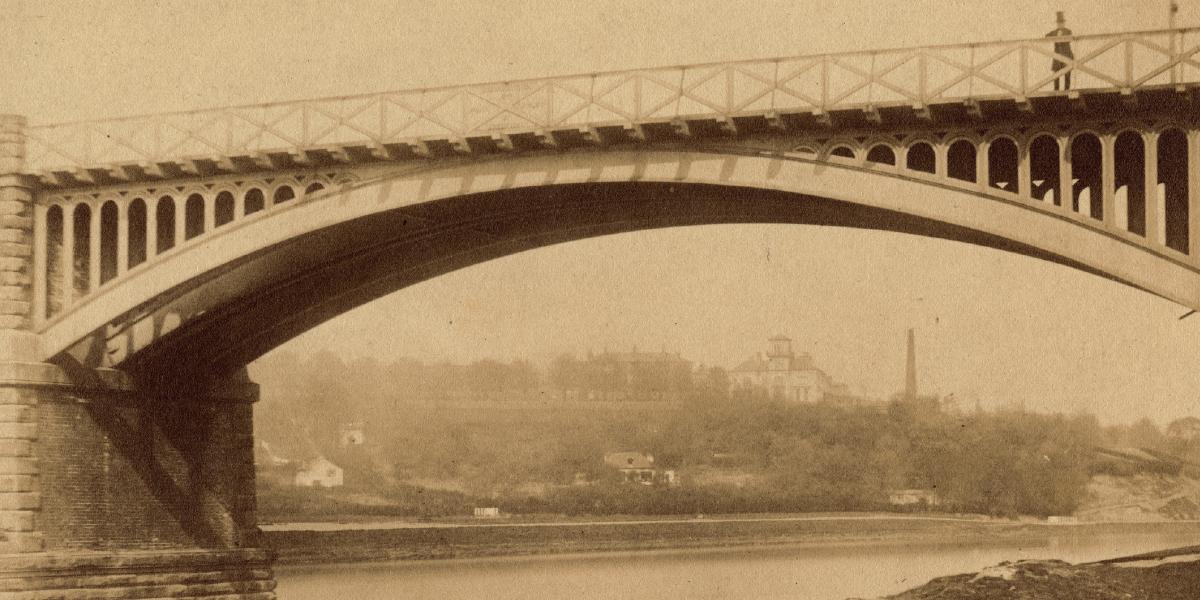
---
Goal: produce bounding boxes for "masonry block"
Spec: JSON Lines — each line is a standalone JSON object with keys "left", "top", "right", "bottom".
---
{"left": 0, "top": 474, "right": 35, "bottom": 492}
{"left": 0, "top": 299, "right": 29, "bottom": 315}
{"left": 0, "top": 242, "right": 29, "bottom": 257}
{"left": 0, "top": 386, "right": 43, "bottom": 405}
{"left": 0, "top": 422, "right": 36, "bottom": 439}
{"left": 0, "top": 404, "right": 34, "bottom": 422}
{"left": 0, "top": 548, "right": 274, "bottom": 598}
{"left": 0, "top": 199, "right": 24, "bottom": 215}
{"left": 0, "top": 229, "right": 24, "bottom": 243}
{"left": 0, "top": 272, "right": 32, "bottom": 286}
{"left": 0, "top": 357, "right": 275, "bottom": 597}
{"left": 0, "top": 315, "right": 22, "bottom": 329}
{"left": 0, "top": 508, "right": 35, "bottom": 530}
{"left": 0, "top": 214, "right": 31, "bottom": 228}
{"left": 32, "top": 376, "right": 262, "bottom": 552}
{"left": 0, "top": 286, "right": 26, "bottom": 301}
{"left": 0, "top": 438, "right": 32, "bottom": 456}
{"left": 0, "top": 530, "right": 44, "bottom": 552}
{"left": 0, "top": 492, "right": 38, "bottom": 510}
{"left": 0, "top": 457, "right": 36, "bottom": 474}
{"left": 0, "top": 188, "right": 31, "bottom": 205}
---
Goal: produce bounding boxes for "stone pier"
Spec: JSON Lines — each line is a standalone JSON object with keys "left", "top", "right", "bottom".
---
{"left": 0, "top": 113, "right": 276, "bottom": 598}
{"left": 0, "top": 362, "right": 276, "bottom": 598}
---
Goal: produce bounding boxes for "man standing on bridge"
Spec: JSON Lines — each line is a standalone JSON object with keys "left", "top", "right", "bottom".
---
{"left": 1046, "top": 11, "right": 1074, "bottom": 91}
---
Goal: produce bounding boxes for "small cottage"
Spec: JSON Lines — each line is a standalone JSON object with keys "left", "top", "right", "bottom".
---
{"left": 293, "top": 456, "right": 344, "bottom": 488}
{"left": 604, "top": 452, "right": 657, "bottom": 485}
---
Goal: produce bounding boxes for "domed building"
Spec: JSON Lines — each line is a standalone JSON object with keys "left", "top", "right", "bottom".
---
{"left": 730, "top": 335, "right": 849, "bottom": 403}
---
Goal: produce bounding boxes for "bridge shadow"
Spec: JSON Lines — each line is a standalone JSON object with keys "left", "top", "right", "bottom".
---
{"left": 53, "top": 355, "right": 243, "bottom": 550}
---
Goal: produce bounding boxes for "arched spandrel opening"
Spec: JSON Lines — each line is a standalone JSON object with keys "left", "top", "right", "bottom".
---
{"left": 245, "top": 188, "right": 265, "bottom": 216}
{"left": 830, "top": 146, "right": 856, "bottom": 159}
{"left": 81, "top": 176, "right": 1200, "bottom": 378}
{"left": 906, "top": 142, "right": 935, "bottom": 174}
{"left": 1114, "top": 132, "right": 1145, "bottom": 235}
{"left": 273, "top": 186, "right": 295, "bottom": 205}
{"left": 215, "top": 192, "right": 235, "bottom": 227}
{"left": 1029, "top": 135, "right": 1060, "bottom": 205}
{"left": 947, "top": 140, "right": 976, "bottom": 182}
{"left": 988, "top": 137, "right": 1019, "bottom": 192}
{"left": 304, "top": 182, "right": 325, "bottom": 196}
{"left": 72, "top": 204, "right": 91, "bottom": 296}
{"left": 185, "top": 194, "right": 205, "bottom": 240}
{"left": 127, "top": 198, "right": 147, "bottom": 269}
{"left": 45, "top": 205, "right": 63, "bottom": 316}
{"left": 156, "top": 196, "right": 176, "bottom": 254}
{"left": 1159, "top": 128, "right": 1189, "bottom": 253}
{"left": 866, "top": 145, "right": 895, "bottom": 166}
{"left": 99, "top": 201, "right": 118, "bottom": 284}
{"left": 1070, "top": 134, "right": 1102, "bottom": 220}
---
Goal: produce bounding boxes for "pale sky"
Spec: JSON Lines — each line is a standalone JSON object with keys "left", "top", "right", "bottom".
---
{"left": 6, "top": 1, "right": 1200, "bottom": 424}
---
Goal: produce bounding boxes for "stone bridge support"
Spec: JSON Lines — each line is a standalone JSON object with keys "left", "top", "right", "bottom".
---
{"left": 0, "top": 115, "right": 275, "bottom": 599}
{"left": 0, "top": 365, "right": 275, "bottom": 598}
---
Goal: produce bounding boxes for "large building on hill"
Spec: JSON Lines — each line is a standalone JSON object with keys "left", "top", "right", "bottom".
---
{"left": 730, "top": 335, "right": 851, "bottom": 403}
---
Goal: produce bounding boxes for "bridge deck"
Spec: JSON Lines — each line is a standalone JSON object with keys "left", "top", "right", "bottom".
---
{"left": 20, "top": 27, "right": 1200, "bottom": 183}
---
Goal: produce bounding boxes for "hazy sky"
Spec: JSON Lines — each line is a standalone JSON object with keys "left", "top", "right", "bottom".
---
{"left": 6, "top": 1, "right": 1200, "bottom": 424}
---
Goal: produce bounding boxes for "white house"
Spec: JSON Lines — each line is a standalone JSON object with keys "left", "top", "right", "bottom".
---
{"left": 604, "top": 452, "right": 658, "bottom": 485}
{"left": 293, "top": 456, "right": 344, "bottom": 488}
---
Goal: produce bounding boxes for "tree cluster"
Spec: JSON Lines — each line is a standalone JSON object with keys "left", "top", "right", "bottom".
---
{"left": 252, "top": 352, "right": 1184, "bottom": 518}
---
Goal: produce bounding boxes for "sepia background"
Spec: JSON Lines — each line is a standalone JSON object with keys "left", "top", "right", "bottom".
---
{"left": 5, "top": 0, "right": 1199, "bottom": 424}
{"left": 7, "top": 2, "right": 1200, "bottom": 599}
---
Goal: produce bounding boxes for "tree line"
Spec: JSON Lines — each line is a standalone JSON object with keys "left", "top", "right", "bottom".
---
{"left": 252, "top": 352, "right": 1197, "bottom": 519}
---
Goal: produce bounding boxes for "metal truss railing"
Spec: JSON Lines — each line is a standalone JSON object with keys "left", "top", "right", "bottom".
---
{"left": 23, "top": 27, "right": 1200, "bottom": 174}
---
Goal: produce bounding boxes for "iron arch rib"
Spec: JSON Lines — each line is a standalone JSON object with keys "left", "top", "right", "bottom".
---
{"left": 124, "top": 183, "right": 1118, "bottom": 385}
{"left": 41, "top": 150, "right": 1200, "bottom": 383}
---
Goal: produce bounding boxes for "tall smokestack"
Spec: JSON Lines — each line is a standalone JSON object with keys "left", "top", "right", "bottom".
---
{"left": 905, "top": 328, "right": 917, "bottom": 401}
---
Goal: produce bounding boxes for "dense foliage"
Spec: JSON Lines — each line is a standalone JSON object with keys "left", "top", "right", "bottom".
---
{"left": 252, "top": 352, "right": 1188, "bottom": 519}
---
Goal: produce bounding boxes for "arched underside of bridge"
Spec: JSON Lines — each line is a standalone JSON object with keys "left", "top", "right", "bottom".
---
{"left": 40, "top": 149, "right": 1200, "bottom": 385}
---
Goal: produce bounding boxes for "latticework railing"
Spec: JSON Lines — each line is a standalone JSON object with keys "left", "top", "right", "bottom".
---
{"left": 23, "top": 27, "right": 1200, "bottom": 173}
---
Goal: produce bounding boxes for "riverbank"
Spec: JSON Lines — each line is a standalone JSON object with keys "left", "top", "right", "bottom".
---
{"left": 262, "top": 513, "right": 1200, "bottom": 566}
{"left": 879, "top": 547, "right": 1200, "bottom": 599}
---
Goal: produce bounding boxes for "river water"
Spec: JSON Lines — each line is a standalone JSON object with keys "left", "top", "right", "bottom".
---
{"left": 275, "top": 531, "right": 1198, "bottom": 599}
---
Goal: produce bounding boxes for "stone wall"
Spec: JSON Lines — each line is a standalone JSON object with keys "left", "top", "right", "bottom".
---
{"left": 0, "top": 363, "right": 274, "bottom": 598}
{"left": 0, "top": 115, "right": 31, "bottom": 332}
{"left": 34, "top": 374, "right": 260, "bottom": 551}
{"left": 0, "top": 381, "right": 41, "bottom": 554}
{"left": 0, "top": 548, "right": 275, "bottom": 599}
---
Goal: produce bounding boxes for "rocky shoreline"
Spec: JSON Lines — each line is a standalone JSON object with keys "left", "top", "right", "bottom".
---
{"left": 874, "top": 547, "right": 1200, "bottom": 600}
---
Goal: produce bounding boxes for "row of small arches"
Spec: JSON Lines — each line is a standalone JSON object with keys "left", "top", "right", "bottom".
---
{"left": 43, "top": 181, "right": 328, "bottom": 315}
{"left": 808, "top": 129, "right": 1191, "bottom": 254}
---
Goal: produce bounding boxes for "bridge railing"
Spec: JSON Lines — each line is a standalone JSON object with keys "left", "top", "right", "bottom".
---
{"left": 22, "top": 27, "right": 1200, "bottom": 174}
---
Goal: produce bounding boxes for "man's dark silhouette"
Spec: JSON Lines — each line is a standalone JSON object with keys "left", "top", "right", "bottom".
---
{"left": 1046, "top": 11, "right": 1074, "bottom": 91}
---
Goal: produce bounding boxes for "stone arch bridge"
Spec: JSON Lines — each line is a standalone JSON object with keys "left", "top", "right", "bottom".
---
{"left": 3, "top": 26, "right": 1200, "bottom": 599}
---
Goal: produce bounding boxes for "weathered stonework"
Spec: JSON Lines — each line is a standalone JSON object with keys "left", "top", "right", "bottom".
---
{"left": 0, "top": 115, "right": 31, "bottom": 333}
{"left": 0, "top": 361, "right": 275, "bottom": 598}
{"left": 0, "top": 548, "right": 276, "bottom": 598}
{"left": 0, "top": 370, "right": 42, "bottom": 555}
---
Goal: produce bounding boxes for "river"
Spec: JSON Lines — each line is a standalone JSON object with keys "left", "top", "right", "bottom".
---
{"left": 274, "top": 529, "right": 1199, "bottom": 599}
